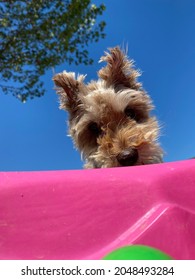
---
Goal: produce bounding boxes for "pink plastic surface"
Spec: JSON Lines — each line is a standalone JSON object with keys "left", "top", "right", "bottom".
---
{"left": 0, "top": 159, "right": 195, "bottom": 260}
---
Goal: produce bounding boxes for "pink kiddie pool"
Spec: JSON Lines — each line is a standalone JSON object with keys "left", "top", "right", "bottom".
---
{"left": 0, "top": 159, "right": 195, "bottom": 260}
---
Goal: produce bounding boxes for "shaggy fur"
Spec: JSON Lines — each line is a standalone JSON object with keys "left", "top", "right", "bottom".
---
{"left": 53, "top": 47, "right": 163, "bottom": 168}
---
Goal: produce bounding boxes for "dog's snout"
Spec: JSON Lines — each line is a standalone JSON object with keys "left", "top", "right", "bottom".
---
{"left": 117, "top": 148, "right": 138, "bottom": 166}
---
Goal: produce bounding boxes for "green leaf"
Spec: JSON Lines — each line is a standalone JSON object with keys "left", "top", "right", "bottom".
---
{"left": 0, "top": 0, "right": 106, "bottom": 102}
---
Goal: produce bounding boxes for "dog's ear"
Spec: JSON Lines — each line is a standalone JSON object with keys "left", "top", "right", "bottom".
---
{"left": 98, "top": 47, "right": 141, "bottom": 90}
{"left": 53, "top": 71, "right": 86, "bottom": 117}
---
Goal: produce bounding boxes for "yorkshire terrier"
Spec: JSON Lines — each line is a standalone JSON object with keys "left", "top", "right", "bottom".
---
{"left": 53, "top": 47, "right": 163, "bottom": 168}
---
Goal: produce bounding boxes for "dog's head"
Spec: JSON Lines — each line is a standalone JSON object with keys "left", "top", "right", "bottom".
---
{"left": 53, "top": 47, "right": 163, "bottom": 168}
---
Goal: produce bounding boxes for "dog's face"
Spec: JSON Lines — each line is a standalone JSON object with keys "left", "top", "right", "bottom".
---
{"left": 53, "top": 47, "right": 163, "bottom": 168}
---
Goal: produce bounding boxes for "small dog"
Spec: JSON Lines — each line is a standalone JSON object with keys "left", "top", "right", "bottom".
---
{"left": 53, "top": 47, "right": 163, "bottom": 168}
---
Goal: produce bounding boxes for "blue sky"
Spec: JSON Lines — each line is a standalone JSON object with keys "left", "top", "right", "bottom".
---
{"left": 0, "top": 0, "right": 195, "bottom": 171}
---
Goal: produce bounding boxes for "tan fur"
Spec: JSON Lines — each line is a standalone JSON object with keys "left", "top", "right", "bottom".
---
{"left": 53, "top": 47, "right": 163, "bottom": 168}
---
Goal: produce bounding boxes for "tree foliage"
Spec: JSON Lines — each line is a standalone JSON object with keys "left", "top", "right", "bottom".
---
{"left": 0, "top": 0, "right": 106, "bottom": 102}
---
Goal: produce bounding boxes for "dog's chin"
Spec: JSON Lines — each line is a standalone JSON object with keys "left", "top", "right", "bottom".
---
{"left": 85, "top": 157, "right": 160, "bottom": 168}
{"left": 86, "top": 159, "right": 141, "bottom": 168}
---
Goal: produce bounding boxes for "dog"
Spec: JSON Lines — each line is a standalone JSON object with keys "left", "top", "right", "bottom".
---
{"left": 53, "top": 47, "right": 163, "bottom": 168}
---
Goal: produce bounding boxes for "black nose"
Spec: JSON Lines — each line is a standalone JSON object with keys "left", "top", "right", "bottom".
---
{"left": 117, "top": 148, "right": 138, "bottom": 166}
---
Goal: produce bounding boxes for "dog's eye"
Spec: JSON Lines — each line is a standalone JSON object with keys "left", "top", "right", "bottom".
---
{"left": 124, "top": 107, "right": 137, "bottom": 120}
{"left": 88, "top": 122, "right": 101, "bottom": 137}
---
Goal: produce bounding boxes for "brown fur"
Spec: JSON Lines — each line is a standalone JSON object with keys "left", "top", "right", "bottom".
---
{"left": 53, "top": 47, "right": 163, "bottom": 168}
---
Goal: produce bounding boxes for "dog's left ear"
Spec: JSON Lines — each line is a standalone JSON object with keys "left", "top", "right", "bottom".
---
{"left": 98, "top": 47, "right": 142, "bottom": 90}
{"left": 53, "top": 71, "right": 86, "bottom": 117}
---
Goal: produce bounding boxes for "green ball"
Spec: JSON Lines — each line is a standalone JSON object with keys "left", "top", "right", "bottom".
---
{"left": 103, "top": 245, "right": 173, "bottom": 260}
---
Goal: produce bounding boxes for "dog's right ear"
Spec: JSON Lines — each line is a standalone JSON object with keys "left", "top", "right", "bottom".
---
{"left": 98, "top": 47, "right": 142, "bottom": 90}
{"left": 53, "top": 71, "right": 86, "bottom": 117}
